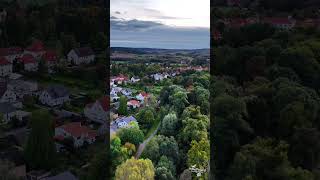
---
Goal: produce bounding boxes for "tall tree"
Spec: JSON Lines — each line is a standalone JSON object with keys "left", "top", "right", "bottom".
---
{"left": 24, "top": 110, "right": 56, "bottom": 170}
{"left": 115, "top": 158, "right": 155, "bottom": 180}
{"left": 118, "top": 95, "right": 128, "bottom": 115}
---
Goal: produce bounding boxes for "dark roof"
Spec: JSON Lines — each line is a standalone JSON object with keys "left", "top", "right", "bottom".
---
{"left": 0, "top": 102, "right": 16, "bottom": 113}
{"left": 46, "top": 85, "right": 69, "bottom": 98}
{"left": 45, "top": 171, "right": 78, "bottom": 180}
{"left": 73, "top": 47, "right": 94, "bottom": 57}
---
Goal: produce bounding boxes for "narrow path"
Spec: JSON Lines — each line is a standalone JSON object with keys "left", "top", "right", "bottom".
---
{"left": 135, "top": 123, "right": 160, "bottom": 159}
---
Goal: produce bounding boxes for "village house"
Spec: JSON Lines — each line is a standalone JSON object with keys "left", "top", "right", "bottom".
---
{"left": 39, "top": 85, "right": 70, "bottom": 107}
{"left": 0, "top": 57, "right": 12, "bottom": 77}
{"left": 111, "top": 74, "right": 129, "bottom": 85}
{"left": 151, "top": 73, "right": 167, "bottom": 81}
{"left": 84, "top": 96, "right": 109, "bottom": 124}
{"left": 7, "top": 80, "right": 38, "bottom": 99}
{"left": 121, "top": 88, "right": 133, "bottom": 97}
{"left": 24, "top": 40, "right": 46, "bottom": 59}
{"left": 67, "top": 47, "right": 95, "bottom": 65}
{"left": 54, "top": 122, "right": 97, "bottom": 148}
{"left": 113, "top": 116, "right": 137, "bottom": 129}
{"left": 127, "top": 99, "right": 140, "bottom": 109}
{"left": 130, "top": 76, "right": 140, "bottom": 83}
{"left": 0, "top": 47, "right": 22, "bottom": 63}
{"left": 0, "top": 102, "right": 30, "bottom": 123}
{"left": 0, "top": 80, "right": 16, "bottom": 102}
{"left": 136, "top": 92, "right": 150, "bottom": 102}
{"left": 19, "top": 54, "right": 38, "bottom": 72}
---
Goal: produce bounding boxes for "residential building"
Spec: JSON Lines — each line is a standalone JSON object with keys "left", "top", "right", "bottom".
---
{"left": 113, "top": 116, "right": 137, "bottom": 129}
{"left": 0, "top": 57, "right": 12, "bottom": 76}
{"left": 19, "top": 54, "right": 38, "bottom": 72}
{"left": 136, "top": 92, "right": 150, "bottom": 102}
{"left": 0, "top": 80, "right": 16, "bottom": 102}
{"left": 24, "top": 40, "right": 46, "bottom": 58}
{"left": 127, "top": 99, "right": 140, "bottom": 109}
{"left": 8, "top": 80, "right": 38, "bottom": 98}
{"left": 39, "top": 85, "right": 70, "bottom": 106}
{"left": 0, "top": 47, "right": 22, "bottom": 63}
{"left": 54, "top": 122, "right": 97, "bottom": 148}
{"left": 67, "top": 47, "right": 95, "bottom": 65}
{"left": 84, "top": 96, "right": 109, "bottom": 124}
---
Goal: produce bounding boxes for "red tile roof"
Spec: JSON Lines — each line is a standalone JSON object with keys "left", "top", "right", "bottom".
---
{"left": 43, "top": 50, "right": 58, "bottom": 62}
{"left": 0, "top": 57, "right": 11, "bottom": 65}
{"left": 26, "top": 40, "right": 44, "bottom": 52}
{"left": 0, "top": 47, "right": 22, "bottom": 56}
{"left": 19, "top": 54, "right": 36, "bottom": 64}
{"left": 58, "top": 122, "right": 97, "bottom": 138}
{"left": 128, "top": 99, "right": 140, "bottom": 106}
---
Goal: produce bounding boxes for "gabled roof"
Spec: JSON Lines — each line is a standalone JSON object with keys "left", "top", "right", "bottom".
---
{"left": 0, "top": 47, "right": 22, "bottom": 56}
{"left": 140, "top": 92, "right": 149, "bottom": 97}
{"left": 0, "top": 57, "right": 11, "bottom": 65}
{"left": 45, "top": 85, "right": 69, "bottom": 98}
{"left": 26, "top": 40, "right": 45, "bottom": 52}
{"left": 73, "top": 47, "right": 94, "bottom": 57}
{"left": 57, "top": 122, "right": 97, "bottom": 138}
{"left": 19, "top": 54, "right": 36, "bottom": 64}
{"left": 44, "top": 171, "right": 78, "bottom": 180}
{"left": 42, "top": 50, "right": 58, "bottom": 62}
{"left": 128, "top": 99, "right": 140, "bottom": 106}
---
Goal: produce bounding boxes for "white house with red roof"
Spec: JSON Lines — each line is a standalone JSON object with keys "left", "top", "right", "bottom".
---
{"left": 0, "top": 47, "right": 23, "bottom": 63}
{"left": 24, "top": 40, "right": 46, "bottom": 58}
{"left": 136, "top": 92, "right": 150, "bottom": 102}
{"left": 84, "top": 96, "right": 109, "bottom": 124}
{"left": 67, "top": 47, "right": 95, "bottom": 65}
{"left": 0, "top": 57, "right": 12, "bottom": 77}
{"left": 111, "top": 74, "right": 129, "bottom": 85}
{"left": 19, "top": 54, "right": 38, "bottom": 72}
{"left": 127, "top": 99, "right": 140, "bottom": 109}
{"left": 54, "top": 122, "right": 97, "bottom": 148}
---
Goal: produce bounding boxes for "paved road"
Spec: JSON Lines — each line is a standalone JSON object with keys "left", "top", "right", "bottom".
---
{"left": 135, "top": 123, "right": 161, "bottom": 159}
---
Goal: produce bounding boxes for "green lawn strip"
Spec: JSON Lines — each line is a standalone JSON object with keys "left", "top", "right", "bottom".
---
{"left": 144, "top": 118, "right": 160, "bottom": 140}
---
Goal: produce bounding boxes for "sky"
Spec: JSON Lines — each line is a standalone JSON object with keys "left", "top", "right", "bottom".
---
{"left": 111, "top": 0, "right": 210, "bottom": 49}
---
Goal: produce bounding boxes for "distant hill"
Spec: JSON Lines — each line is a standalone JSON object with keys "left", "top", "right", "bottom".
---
{"left": 111, "top": 47, "right": 210, "bottom": 56}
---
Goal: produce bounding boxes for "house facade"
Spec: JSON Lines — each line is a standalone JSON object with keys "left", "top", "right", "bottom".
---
{"left": 0, "top": 47, "right": 22, "bottom": 63}
{"left": 19, "top": 54, "right": 38, "bottom": 72}
{"left": 84, "top": 96, "right": 109, "bottom": 124}
{"left": 67, "top": 47, "right": 95, "bottom": 65}
{"left": 39, "top": 85, "right": 70, "bottom": 106}
{"left": 0, "top": 57, "right": 12, "bottom": 77}
{"left": 54, "top": 122, "right": 97, "bottom": 148}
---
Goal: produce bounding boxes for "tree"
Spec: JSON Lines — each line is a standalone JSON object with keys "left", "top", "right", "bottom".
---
{"left": 87, "top": 147, "right": 108, "bottom": 180}
{"left": 118, "top": 96, "right": 128, "bottom": 115}
{"left": 24, "top": 110, "right": 56, "bottom": 170}
{"left": 160, "top": 113, "right": 178, "bottom": 137}
{"left": 118, "top": 126, "right": 144, "bottom": 145}
{"left": 115, "top": 158, "right": 155, "bottom": 180}
{"left": 141, "top": 137, "right": 160, "bottom": 162}
{"left": 136, "top": 107, "right": 156, "bottom": 130}
{"left": 110, "top": 137, "right": 129, "bottom": 177}
{"left": 156, "top": 156, "right": 176, "bottom": 176}
{"left": 228, "top": 137, "right": 314, "bottom": 180}
{"left": 187, "top": 138, "right": 210, "bottom": 170}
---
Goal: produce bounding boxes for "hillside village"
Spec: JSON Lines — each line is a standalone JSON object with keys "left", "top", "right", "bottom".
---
{"left": 110, "top": 48, "right": 210, "bottom": 179}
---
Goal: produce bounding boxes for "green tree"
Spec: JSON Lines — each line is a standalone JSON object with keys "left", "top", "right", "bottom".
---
{"left": 24, "top": 110, "right": 56, "bottom": 170}
{"left": 118, "top": 126, "right": 144, "bottom": 145}
{"left": 160, "top": 113, "right": 178, "bottom": 137}
{"left": 118, "top": 96, "right": 128, "bottom": 115}
{"left": 187, "top": 138, "right": 210, "bottom": 170}
{"left": 87, "top": 147, "right": 108, "bottom": 180}
{"left": 115, "top": 158, "right": 155, "bottom": 180}
{"left": 110, "top": 137, "right": 129, "bottom": 176}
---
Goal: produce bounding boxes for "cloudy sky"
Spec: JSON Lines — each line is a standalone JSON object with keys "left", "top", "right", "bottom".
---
{"left": 111, "top": 0, "right": 210, "bottom": 49}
